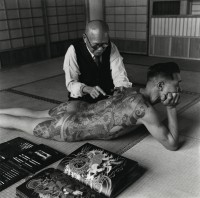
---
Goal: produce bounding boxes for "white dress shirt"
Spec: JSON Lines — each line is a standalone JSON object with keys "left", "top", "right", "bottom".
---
{"left": 63, "top": 42, "right": 132, "bottom": 98}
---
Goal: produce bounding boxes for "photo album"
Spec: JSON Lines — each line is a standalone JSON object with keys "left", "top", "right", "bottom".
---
{"left": 16, "top": 143, "right": 143, "bottom": 198}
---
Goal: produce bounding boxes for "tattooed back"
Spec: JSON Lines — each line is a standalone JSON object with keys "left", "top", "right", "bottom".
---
{"left": 61, "top": 88, "right": 146, "bottom": 141}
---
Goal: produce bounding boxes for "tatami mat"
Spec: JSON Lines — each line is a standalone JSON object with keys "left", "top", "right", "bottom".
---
{"left": 1, "top": 57, "right": 200, "bottom": 197}
{"left": 120, "top": 101, "right": 200, "bottom": 198}
{"left": 1, "top": 102, "right": 200, "bottom": 198}
{"left": 126, "top": 64, "right": 200, "bottom": 94}
{"left": 11, "top": 75, "right": 68, "bottom": 102}
{"left": 0, "top": 71, "right": 199, "bottom": 157}
{"left": 1, "top": 57, "right": 200, "bottom": 95}
{"left": 10, "top": 75, "right": 200, "bottom": 108}
{"left": 122, "top": 54, "right": 200, "bottom": 72}
{"left": 0, "top": 57, "right": 64, "bottom": 91}
{"left": 0, "top": 90, "right": 148, "bottom": 156}
{"left": 153, "top": 92, "right": 200, "bottom": 120}
{"left": 0, "top": 91, "right": 55, "bottom": 110}
{"left": 0, "top": 118, "right": 147, "bottom": 198}
{"left": 0, "top": 74, "right": 199, "bottom": 155}
{"left": 122, "top": 137, "right": 200, "bottom": 198}
{"left": 179, "top": 102, "right": 200, "bottom": 140}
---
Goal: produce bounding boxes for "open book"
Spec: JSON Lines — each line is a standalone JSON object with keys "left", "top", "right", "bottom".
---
{"left": 16, "top": 143, "right": 143, "bottom": 198}
{"left": 0, "top": 137, "right": 65, "bottom": 192}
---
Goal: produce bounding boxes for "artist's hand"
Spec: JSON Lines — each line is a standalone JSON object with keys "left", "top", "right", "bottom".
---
{"left": 83, "top": 85, "right": 106, "bottom": 99}
{"left": 161, "top": 92, "right": 180, "bottom": 108}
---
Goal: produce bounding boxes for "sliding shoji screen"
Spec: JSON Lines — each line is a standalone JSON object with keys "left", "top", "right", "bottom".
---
{"left": 105, "top": 0, "right": 148, "bottom": 54}
{"left": 0, "top": 0, "right": 45, "bottom": 51}
{"left": 150, "top": 16, "right": 200, "bottom": 59}
{"left": 46, "top": 0, "right": 86, "bottom": 57}
{"left": 0, "top": 0, "right": 86, "bottom": 67}
{"left": 190, "top": 0, "right": 200, "bottom": 15}
{"left": 46, "top": 0, "right": 85, "bottom": 43}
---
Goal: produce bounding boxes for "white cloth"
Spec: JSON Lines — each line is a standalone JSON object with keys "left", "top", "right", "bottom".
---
{"left": 63, "top": 42, "right": 132, "bottom": 98}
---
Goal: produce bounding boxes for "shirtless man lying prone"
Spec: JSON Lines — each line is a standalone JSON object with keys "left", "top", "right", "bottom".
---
{"left": 0, "top": 62, "right": 182, "bottom": 151}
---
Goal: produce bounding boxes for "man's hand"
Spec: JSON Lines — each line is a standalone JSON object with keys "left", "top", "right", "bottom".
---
{"left": 161, "top": 92, "right": 180, "bottom": 108}
{"left": 82, "top": 85, "right": 106, "bottom": 99}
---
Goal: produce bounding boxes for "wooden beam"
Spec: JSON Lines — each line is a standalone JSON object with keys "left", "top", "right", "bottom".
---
{"left": 41, "top": 0, "right": 51, "bottom": 58}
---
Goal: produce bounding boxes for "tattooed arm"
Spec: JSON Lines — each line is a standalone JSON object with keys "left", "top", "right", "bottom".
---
{"left": 135, "top": 97, "right": 179, "bottom": 151}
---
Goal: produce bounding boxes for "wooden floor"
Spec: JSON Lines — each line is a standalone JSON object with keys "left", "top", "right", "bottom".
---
{"left": 0, "top": 55, "right": 200, "bottom": 198}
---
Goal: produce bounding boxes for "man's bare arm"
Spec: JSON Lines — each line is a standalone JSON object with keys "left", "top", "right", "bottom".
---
{"left": 136, "top": 98, "right": 179, "bottom": 151}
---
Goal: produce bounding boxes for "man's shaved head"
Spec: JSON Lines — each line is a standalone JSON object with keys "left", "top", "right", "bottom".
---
{"left": 83, "top": 20, "right": 110, "bottom": 55}
{"left": 85, "top": 20, "right": 109, "bottom": 35}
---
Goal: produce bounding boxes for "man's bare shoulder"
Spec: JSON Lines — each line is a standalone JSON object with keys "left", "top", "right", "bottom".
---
{"left": 126, "top": 90, "right": 152, "bottom": 120}
{"left": 112, "top": 88, "right": 151, "bottom": 118}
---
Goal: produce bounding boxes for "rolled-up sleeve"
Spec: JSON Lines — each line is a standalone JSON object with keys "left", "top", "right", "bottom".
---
{"left": 63, "top": 45, "right": 86, "bottom": 98}
{"left": 110, "top": 43, "right": 132, "bottom": 88}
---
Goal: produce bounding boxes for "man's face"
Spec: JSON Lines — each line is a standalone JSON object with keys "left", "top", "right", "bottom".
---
{"left": 84, "top": 30, "right": 110, "bottom": 56}
{"left": 162, "top": 73, "right": 182, "bottom": 95}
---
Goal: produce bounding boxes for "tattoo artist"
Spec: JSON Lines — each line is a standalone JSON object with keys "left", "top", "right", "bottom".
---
{"left": 63, "top": 20, "right": 132, "bottom": 103}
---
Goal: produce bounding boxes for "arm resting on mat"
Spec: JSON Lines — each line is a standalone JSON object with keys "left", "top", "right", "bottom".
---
{"left": 136, "top": 98, "right": 179, "bottom": 151}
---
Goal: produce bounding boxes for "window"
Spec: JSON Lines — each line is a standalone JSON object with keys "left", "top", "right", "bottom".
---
{"left": 153, "top": 1, "right": 180, "bottom": 15}
{"left": 189, "top": 0, "right": 200, "bottom": 15}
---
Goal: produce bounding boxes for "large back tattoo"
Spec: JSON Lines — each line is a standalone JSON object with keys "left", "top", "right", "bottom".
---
{"left": 34, "top": 88, "right": 148, "bottom": 141}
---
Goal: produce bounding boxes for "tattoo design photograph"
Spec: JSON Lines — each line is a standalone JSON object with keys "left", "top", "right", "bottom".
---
{"left": 60, "top": 145, "right": 126, "bottom": 197}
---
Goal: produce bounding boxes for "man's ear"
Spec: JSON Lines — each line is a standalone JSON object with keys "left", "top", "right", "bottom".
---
{"left": 83, "top": 34, "right": 86, "bottom": 43}
{"left": 157, "top": 81, "right": 164, "bottom": 91}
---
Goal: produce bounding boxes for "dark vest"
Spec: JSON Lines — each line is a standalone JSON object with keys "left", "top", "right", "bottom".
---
{"left": 68, "top": 40, "right": 114, "bottom": 103}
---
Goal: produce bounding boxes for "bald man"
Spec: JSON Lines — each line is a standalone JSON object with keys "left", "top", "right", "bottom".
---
{"left": 63, "top": 20, "right": 132, "bottom": 103}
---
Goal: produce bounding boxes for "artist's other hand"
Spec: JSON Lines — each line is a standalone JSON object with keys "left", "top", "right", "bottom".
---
{"left": 161, "top": 92, "right": 180, "bottom": 108}
{"left": 83, "top": 85, "right": 106, "bottom": 99}
{"left": 113, "top": 86, "right": 126, "bottom": 96}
